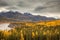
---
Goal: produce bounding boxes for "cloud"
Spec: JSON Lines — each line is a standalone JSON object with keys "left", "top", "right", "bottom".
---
{"left": 34, "top": 0, "right": 60, "bottom": 13}
{"left": 6, "top": 6, "right": 18, "bottom": 10}
{"left": 18, "top": 1, "right": 30, "bottom": 8}
{"left": 34, "top": 6, "right": 46, "bottom": 13}
{"left": 0, "top": 0, "right": 19, "bottom": 7}
{"left": 0, "top": 0, "right": 9, "bottom": 7}
{"left": 0, "top": 0, "right": 60, "bottom": 18}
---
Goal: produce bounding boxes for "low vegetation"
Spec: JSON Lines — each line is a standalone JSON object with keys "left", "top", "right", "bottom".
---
{"left": 0, "top": 20, "right": 60, "bottom": 40}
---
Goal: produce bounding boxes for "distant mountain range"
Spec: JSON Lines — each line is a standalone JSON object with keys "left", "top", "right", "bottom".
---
{"left": 0, "top": 11, "right": 56, "bottom": 22}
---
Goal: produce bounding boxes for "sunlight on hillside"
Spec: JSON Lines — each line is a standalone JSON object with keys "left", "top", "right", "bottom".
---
{"left": 0, "top": 20, "right": 60, "bottom": 40}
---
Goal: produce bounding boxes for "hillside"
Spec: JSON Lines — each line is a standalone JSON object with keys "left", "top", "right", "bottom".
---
{"left": 8, "top": 20, "right": 60, "bottom": 28}
{"left": 0, "top": 11, "right": 56, "bottom": 22}
{"left": 0, "top": 20, "right": 60, "bottom": 40}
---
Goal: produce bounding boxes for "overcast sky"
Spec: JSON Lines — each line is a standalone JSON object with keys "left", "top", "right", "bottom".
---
{"left": 0, "top": 0, "right": 60, "bottom": 18}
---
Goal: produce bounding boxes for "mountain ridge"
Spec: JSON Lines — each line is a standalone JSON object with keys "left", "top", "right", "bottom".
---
{"left": 0, "top": 11, "right": 56, "bottom": 22}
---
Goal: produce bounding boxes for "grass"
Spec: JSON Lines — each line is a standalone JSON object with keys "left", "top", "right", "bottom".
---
{"left": 0, "top": 20, "right": 60, "bottom": 40}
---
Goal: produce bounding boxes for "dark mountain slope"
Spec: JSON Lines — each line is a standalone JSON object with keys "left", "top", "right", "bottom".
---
{"left": 0, "top": 11, "right": 56, "bottom": 22}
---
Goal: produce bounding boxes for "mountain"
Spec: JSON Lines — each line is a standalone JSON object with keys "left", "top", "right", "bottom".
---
{"left": 0, "top": 11, "right": 56, "bottom": 22}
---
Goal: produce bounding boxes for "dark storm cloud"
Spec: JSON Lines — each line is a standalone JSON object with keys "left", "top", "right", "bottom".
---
{"left": 0, "top": 0, "right": 9, "bottom": 6}
{"left": 0, "top": 0, "right": 60, "bottom": 18}
{"left": 0, "top": 0, "right": 19, "bottom": 7}
{"left": 0, "top": 0, "right": 60, "bottom": 14}
{"left": 34, "top": 0, "right": 60, "bottom": 13}
{"left": 34, "top": 6, "right": 46, "bottom": 12}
